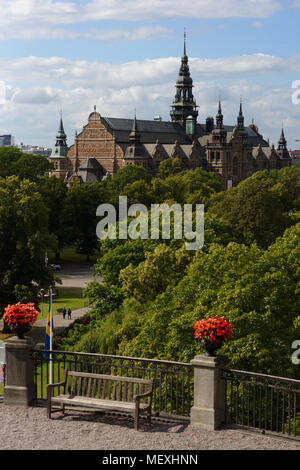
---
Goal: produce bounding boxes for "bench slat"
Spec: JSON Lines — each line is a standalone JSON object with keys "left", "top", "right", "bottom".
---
{"left": 66, "top": 370, "right": 152, "bottom": 385}
{"left": 51, "top": 395, "right": 149, "bottom": 412}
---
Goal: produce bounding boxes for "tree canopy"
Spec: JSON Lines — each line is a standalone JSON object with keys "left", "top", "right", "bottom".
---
{"left": 0, "top": 176, "right": 56, "bottom": 317}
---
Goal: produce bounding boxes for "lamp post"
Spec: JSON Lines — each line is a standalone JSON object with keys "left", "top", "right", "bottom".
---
{"left": 40, "top": 288, "right": 44, "bottom": 318}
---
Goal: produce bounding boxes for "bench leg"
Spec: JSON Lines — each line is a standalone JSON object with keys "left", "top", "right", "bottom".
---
{"left": 47, "top": 400, "right": 52, "bottom": 419}
{"left": 147, "top": 410, "right": 151, "bottom": 427}
{"left": 135, "top": 402, "right": 139, "bottom": 431}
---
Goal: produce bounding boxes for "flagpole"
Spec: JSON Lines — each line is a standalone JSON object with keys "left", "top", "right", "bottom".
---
{"left": 49, "top": 286, "right": 53, "bottom": 385}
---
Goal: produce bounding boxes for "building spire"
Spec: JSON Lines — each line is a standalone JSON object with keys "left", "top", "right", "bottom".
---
{"left": 129, "top": 111, "right": 140, "bottom": 142}
{"left": 237, "top": 97, "right": 244, "bottom": 129}
{"left": 124, "top": 111, "right": 147, "bottom": 161}
{"left": 56, "top": 111, "right": 67, "bottom": 144}
{"left": 216, "top": 99, "right": 224, "bottom": 129}
{"left": 170, "top": 32, "right": 198, "bottom": 127}
{"left": 49, "top": 112, "right": 68, "bottom": 161}
{"left": 183, "top": 28, "right": 187, "bottom": 57}
{"left": 278, "top": 126, "right": 287, "bottom": 149}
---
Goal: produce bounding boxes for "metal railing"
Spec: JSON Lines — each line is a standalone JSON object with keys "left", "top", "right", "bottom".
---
{"left": 222, "top": 368, "right": 300, "bottom": 439}
{"left": 31, "top": 349, "right": 193, "bottom": 420}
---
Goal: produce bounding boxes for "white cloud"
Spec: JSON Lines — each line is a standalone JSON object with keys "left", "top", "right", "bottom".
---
{"left": 0, "top": 24, "right": 173, "bottom": 42}
{"left": 0, "top": 0, "right": 281, "bottom": 41}
{"left": 2, "top": 52, "right": 300, "bottom": 89}
{"left": 83, "top": 0, "right": 280, "bottom": 21}
{"left": 1, "top": 51, "right": 299, "bottom": 149}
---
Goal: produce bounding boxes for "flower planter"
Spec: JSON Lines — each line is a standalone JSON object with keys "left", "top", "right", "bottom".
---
{"left": 200, "top": 339, "right": 222, "bottom": 357}
{"left": 194, "top": 315, "right": 232, "bottom": 357}
{"left": 3, "top": 302, "right": 39, "bottom": 340}
{"left": 9, "top": 323, "right": 31, "bottom": 339}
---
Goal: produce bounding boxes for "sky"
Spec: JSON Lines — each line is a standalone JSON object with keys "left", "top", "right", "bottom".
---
{"left": 1, "top": 0, "right": 300, "bottom": 149}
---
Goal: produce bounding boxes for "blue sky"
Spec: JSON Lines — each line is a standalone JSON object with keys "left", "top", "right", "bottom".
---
{"left": 0, "top": 0, "right": 300, "bottom": 149}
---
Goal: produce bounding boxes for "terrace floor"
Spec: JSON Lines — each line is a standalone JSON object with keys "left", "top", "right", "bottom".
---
{"left": 0, "top": 401, "right": 300, "bottom": 450}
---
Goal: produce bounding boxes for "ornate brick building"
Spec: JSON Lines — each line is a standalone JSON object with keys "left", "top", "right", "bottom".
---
{"left": 49, "top": 38, "right": 291, "bottom": 189}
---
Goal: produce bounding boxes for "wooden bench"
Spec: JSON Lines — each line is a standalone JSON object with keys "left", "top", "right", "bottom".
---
{"left": 46, "top": 370, "right": 154, "bottom": 431}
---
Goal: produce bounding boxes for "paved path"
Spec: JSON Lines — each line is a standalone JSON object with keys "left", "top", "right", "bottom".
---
{"left": 27, "top": 306, "right": 91, "bottom": 347}
{"left": 0, "top": 263, "right": 97, "bottom": 348}
{"left": 57, "top": 263, "right": 100, "bottom": 289}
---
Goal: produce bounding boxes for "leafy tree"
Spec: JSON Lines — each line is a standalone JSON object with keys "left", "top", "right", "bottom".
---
{"left": 95, "top": 238, "right": 152, "bottom": 286}
{"left": 121, "top": 180, "right": 153, "bottom": 207}
{"left": 119, "top": 244, "right": 193, "bottom": 302}
{"left": 13, "top": 153, "right": 50, "bottom": 181}
{"left": 0, "top": 147, "right": 22, "bottom": 178}
{"left": 208, "top": 172, "right": 292, "bottom": 247}
{"left": 0, "top": 147, "right": 50, "bottom": 181}
{"left": 104, "top": 165, "right": 152, "bottom": 196}
{"left": 121, "top": 224, "right": 300, "bottom": 378}
{"left": 38, "top": 176, "right": 68, "bottom": 262}
{"left": 158, "top": 157, "right": 185, "bottom": 179}
{"left": 62, "top": 182, "right": 107, "bottom": 261}
{"left": 0, "top": 176, "right": 56, "bottom": 325}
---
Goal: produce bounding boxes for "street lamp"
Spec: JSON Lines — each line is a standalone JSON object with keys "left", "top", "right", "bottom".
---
{"left": 40, "top": 288, "right": 44, "bottom": 318}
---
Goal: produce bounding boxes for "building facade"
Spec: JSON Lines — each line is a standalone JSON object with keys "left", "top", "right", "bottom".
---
{"left": 49, "top": 39, "right": 291, "bottom": 189}
{"left": 0, "top": 134, "right": 14, "bottom": 146}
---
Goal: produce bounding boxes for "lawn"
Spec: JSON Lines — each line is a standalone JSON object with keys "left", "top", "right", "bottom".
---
{"left": 48, "top": 245, "right": 98, "bottom": 265}
{"left": 0, "top": 286, "right": 89, "bottom": 338}
{"left": 39, "top": 287, "right": 88, "bottom": 318}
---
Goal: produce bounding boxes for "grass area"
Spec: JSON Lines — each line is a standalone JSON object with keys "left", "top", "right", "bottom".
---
{"left": 0, "top": 286, "right": 88, "bottom": 337}
{"left": 39, "top": 287, "right": 88, "bottom": 318}
{"left": 48, "top": 245, "right": 98, "bottom": 265}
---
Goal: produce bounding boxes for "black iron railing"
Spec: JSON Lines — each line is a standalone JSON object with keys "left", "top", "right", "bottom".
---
{"left": 222, "top": 368, "right": 300, "bottom": 439}
{"left": 31, "top": 349, "right": 193, "bottom": 419}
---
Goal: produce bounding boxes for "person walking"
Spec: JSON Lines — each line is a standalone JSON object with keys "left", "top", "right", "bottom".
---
{"left": 67, "top": 308, "right": 71, "bottom": 320}
{"left": 62, "top": 307, "right": 66, "bottom": 319}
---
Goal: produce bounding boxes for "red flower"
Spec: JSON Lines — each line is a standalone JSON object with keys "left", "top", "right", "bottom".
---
{"left": 3, "top": 302, "right": 39, "bottom": 327}
{"left": 194, "top": 315, "right": 232, "bottom": 345}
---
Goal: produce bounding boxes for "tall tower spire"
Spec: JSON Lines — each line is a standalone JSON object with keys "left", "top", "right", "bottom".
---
{"left": 183, "top": 27, "right": 187, "bottom": 57}
{"left": 170, "top": 31, "right": 198, "bottom": 128}
{"left": 124, "top": 111, "right": 147, "bottom": 163}
{"left": 278, "top": 126, "right": 287, "bottom": 150}
{"left": 237, "top": 97, "right": 244, "bottom": 129}
{"left": 277, "top": 125, "right": 290, "bottom": 160}
{"left": 216, "top": 99, "right": 224, "bottom": 129}
{"left": 49, "top": 112, "right": 68, "bottom": 178}
{"left": 56, "top": 111, "right": 67, "bottom": 147}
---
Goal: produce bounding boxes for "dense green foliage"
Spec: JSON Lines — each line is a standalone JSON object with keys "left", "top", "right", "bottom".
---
{"left": 0, "top": 176, "right": 56, "bottom": 317}
{"left": 0, "top": 147, "right": 50, "bottom": 181}
{"left": 58, "top": 162, "right": 300, "bottom": 380}
{"left": 0, "top": 143, "right": 299, "bottom": 378}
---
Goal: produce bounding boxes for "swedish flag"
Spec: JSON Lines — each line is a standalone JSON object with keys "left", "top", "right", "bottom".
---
{"left": 43, "top": 290, "right": 53, "bottom": 357}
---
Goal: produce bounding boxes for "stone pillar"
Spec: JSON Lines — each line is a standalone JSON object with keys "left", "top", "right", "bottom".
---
{"left": 4, "top": 337, "right": 35, "bottom": 406}
{"left": 190, "top": 354, "right": 228, "bottom": 431}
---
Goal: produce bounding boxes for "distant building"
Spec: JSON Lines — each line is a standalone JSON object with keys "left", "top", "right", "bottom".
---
{"left": 17, "top": 143, "right": 52, "bottom": 157}
{"left": 289, "top": 150, "right": 300, "bottom": 165}
{"left": 0, "top": 134, "right": 14, "bottom": 146}
{"left": 49, "top": 37, "right": 291, "bottom": 188}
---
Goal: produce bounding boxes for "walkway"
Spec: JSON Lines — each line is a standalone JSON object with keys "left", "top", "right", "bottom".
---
{"left": 27, "top": 306, "right": 91, "bottom": 346}
{"left": 57, "top": 262, "right": 99, "bottom": 289}
{"left": 0, "top": 402, "right": 300, "bottom": 450}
